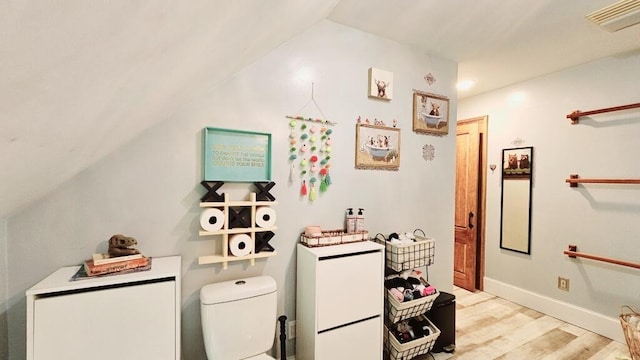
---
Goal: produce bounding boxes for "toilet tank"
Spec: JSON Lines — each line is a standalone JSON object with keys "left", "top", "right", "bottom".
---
{"left": 201, "top": 276, "right": 277, "bottom": 359}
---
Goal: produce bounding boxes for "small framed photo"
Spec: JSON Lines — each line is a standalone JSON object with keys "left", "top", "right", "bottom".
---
{"left": 368, "top": 67, "right": 393, "bottom": 101}
{"left": 502, "top": 146, "right": 533, "bottom": 179}
{"left": 203, "top": 127, "right": 272, "bottom": 182}
{"left": 355, "top": 124, "right": 400, "bottom": 170}
{"left": 412, "top": 90, "right": 450, "bottom": 135}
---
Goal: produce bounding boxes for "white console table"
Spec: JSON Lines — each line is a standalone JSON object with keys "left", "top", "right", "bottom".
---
{"left": 26, "top": 255, "right": 181, "bottom": 360}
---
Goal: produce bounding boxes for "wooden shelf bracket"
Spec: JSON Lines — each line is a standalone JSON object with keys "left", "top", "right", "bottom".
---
{"left": 566, "top": 174, "right": 640, "bottom": 187}
{"left": 567, "top": 102, "right": 640, "bottom": 124}
{"left": 564, "top": 245, "right": 640, "bottom": 270}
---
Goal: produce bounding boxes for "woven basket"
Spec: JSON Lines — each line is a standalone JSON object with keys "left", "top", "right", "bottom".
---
{"left": 620, "top": 306, "right": 640, "bottom": 360}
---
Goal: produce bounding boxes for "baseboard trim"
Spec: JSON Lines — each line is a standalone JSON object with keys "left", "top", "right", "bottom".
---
{"left": 483, "top": 277, "right": 624, "bottom": 343}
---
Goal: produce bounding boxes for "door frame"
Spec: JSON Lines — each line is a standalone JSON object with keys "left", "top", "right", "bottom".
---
{"left": 457, "top": 115, "right": 488, "bottom": 290}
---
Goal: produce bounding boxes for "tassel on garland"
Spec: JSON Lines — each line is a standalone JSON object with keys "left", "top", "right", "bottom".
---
{"left": 309, "top": 184, "right": 317, "bottom": 201}
{"left": 319, "top": 168, "right": 330, "bottom": 190}
{"left": 309, "top": 177, "right": 317, "bottom": 200}
{"left": 289, "top": 163, "right": 297, "bottom": 183}
{"left": 301, "top": 180, "right": 307, "bottom": 196}
{"left": 319, "top": 176, "right": 328, "bottom": 192}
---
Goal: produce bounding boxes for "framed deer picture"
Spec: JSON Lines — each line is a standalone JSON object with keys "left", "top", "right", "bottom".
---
{"left": 355, "top": 124, "right": 400, "bottom": 170}
{"left": 412, "top": 90, "right": 449, "bottom": 135}
{"left": 368, "top": 67, "right": 393, "bottom": 101}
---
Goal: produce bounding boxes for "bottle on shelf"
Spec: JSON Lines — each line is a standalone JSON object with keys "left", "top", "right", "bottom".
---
{"left": 346, "top": 208, "right": 355, "bottom": 233}
{"left": 355, "top": 208, "right": 365, "bottom": 233}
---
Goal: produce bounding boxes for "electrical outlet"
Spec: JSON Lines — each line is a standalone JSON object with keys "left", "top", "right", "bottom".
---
{"left": 558, "top": 277, "right": 570, "bottom": 291}
{"left": 288, "top": 320, "right": 296, "bottom": 339}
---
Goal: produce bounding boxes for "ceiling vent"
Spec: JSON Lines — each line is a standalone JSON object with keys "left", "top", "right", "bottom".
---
{"left": 586, "top": 0, "right": 640, "bottom": 32}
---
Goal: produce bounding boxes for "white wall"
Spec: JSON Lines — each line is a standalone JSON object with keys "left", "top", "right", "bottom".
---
{"left": 0, "top": 218, "right": 7, "bottom": 360}
{"left": 5, "top": 20, "right": 457, "bottom": 359}
{"left": 459, "top": 52, "right": 640, "bottom": 342}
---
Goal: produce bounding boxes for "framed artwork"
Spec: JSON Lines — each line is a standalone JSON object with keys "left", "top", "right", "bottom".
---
{"left": 368, "top": 67, "right": 393, "bottom": 100}
{"left": 355, "top": 124, "right": 400, "bottom": 170}
{"left": 203, "top": 127, "right": 272, "bottom": 182}
{"left": 502, "top": 146, "right": 532, "bottom": 179}
{"left": 412, "top": 90, "right": 450, "bottom": 135}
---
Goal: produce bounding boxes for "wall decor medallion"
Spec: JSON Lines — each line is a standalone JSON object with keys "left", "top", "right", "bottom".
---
{"left": 422, "top": 144, "right": 435, "bottom": 161}
{"left": 424, "top": 73, "right": 436, "bottom": 86}
{"left": 355, "top": 124, "right": 400, "bottom": 171}
{"left": 412, "top": 90, "right": 450, "bottom": 136}
{"left": 368, "top": 67, "right": 393, "bottom": 101}
{"left": 511, "top": 137, "right": 525, "bottom": 146}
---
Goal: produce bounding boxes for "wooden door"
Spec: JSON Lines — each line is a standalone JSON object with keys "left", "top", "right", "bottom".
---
{"left": 454, "top": 120, "right": 480, "bottom": 291}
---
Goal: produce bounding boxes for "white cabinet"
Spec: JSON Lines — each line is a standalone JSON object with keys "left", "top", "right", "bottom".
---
{"left": 26, "top": 256, "right": 181, "bottom": 360}
{"left": 296, "top": 241, "right": 384, "bottom": 360}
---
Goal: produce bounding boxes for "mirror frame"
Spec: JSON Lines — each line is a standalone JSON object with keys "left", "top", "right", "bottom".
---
{"left": 500, "top": 146, "right": 533, "bottom": 254}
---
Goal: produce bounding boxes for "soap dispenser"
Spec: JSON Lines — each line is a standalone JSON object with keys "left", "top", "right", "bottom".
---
{"left": 355, "top": 208, "right": 365, "bottom": 233}
{"left": 346, "top": 208, "right": 356, "bottom": 233}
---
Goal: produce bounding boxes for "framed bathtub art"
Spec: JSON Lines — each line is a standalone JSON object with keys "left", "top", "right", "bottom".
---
{"left": 412, "top": 90, "right": 450, "bottom": 135}
{"left": 355, "top": 124, "right": 400, "bottom": 170}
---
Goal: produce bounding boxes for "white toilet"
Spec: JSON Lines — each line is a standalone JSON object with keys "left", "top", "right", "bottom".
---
{"left": 200, "top": 275, "right": 277, "bottom": 359}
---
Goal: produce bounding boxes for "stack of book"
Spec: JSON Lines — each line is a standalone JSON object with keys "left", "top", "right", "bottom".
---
{"left": 82, "top": 253, "right": 151, "bottom": 277}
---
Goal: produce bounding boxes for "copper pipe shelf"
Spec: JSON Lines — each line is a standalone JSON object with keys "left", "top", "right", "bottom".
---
{"left": 564, "top": 245, "right": 640, "bottom": 270}
{"left": 567, "top": 102, "right": 640, "bottom": 124}
{"left": 566, "top": 174, "right": 640, "bottom": 187}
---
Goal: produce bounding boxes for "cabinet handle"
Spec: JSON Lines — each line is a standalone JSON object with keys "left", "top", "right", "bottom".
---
{"left": 468, "top": 212, "right": 475, "bottom": 229}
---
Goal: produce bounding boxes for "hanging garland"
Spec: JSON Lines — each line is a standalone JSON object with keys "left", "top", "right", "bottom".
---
{"left": 288, "top": 118, "right": 334, "bottom": 201}
{"left": 286, "top": 83, "right": 337, "bottom": 202}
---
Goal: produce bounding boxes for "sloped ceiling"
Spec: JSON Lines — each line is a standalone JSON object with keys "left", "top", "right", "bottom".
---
{"left": 1, "top": 1, "right": 639, "bottom": 218}
{"left": 0, "top": 1, "right": 340, "bottom": 218}
{"left": 329, "top": 0, "right": 640, "bottom": 97}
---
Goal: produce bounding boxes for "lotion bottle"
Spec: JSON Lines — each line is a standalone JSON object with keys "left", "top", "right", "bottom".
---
{"left": 355, "top": 208, "right": 365, "bottom": 233}
{"left": 346, "top": 208, "right": 356, "bottom": 233}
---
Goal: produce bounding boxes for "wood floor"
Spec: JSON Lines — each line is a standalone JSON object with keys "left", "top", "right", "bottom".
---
{"left": 415, "top": 287, "right": 632, "bottom": 360}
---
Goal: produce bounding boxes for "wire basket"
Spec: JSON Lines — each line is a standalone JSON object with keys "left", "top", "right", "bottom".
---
{"left": 384, "top": 317, "right": 441, "bottom": 360}
{"left": 620, "top": 306, "right": 640, "bottom": 360}
{"left": 374, "top": 230, "right": 435, "bottom": 272}
{"left": 299, "top": 229, "right": 368, "bottom": 247}
{"left": 386, "top": 277, "right": 439, "bottom": 323}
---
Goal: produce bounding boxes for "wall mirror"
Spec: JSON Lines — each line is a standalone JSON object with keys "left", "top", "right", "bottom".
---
{"left": 500, "top": 146, "right": 533, "bottom": 254}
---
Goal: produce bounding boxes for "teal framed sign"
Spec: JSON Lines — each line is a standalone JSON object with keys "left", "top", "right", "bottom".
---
{"left": 203, "top": 127, "right": 272, "bottom": 182}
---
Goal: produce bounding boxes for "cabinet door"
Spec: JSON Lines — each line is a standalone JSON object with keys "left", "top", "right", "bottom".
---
{"left": 34, "top": 280, "right": 175, "bottom": 360}
{"left": 317, "top": 316, "right": 382, "bottom": 359}
{"left": 316, "top": 251, "right": 382, "bottom": 331}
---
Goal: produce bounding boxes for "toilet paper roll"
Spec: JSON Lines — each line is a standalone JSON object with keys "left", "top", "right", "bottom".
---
{"left": 229, "top": 233, "right": 253, "bottom": 257}
{"left": 200, "top": 208, "right": 225, "bottom": 232}
{"left": 255, "top": 207, "right": 276, "bottom": 228}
